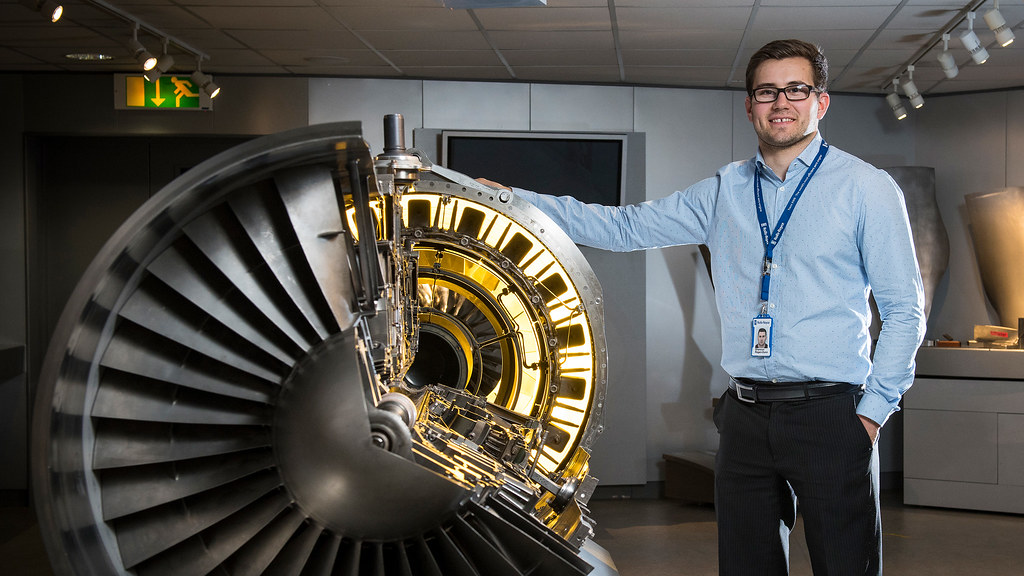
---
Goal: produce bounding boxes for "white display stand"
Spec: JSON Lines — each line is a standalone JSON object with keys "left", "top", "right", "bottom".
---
{"left": 904, "top": 347, "right": 1024, "bottom": 514}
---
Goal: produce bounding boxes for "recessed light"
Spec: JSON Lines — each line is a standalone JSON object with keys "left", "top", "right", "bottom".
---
{"left": 65, "top": 53, "right": 114, "bottom": 61}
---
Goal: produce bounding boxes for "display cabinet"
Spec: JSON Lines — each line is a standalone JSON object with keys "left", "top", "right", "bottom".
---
{"left": 904, "top": 347, "right": 1024, "bottom": 513}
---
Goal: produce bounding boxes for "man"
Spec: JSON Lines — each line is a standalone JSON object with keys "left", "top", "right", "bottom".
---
{"left": 753, "top": 326, "right": 769, "bottom": 355}
{"left": 480, "top": 39, "right": 926, "bottom": 575}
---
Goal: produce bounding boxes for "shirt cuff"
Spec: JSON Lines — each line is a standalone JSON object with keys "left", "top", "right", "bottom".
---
{"left": 856, "top": 390, "right": 896, "bottom": 428}
{"left": 510, "top": 187, "right": 534, "bottom": 201}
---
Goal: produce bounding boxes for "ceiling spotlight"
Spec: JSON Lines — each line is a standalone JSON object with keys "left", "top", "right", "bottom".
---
{"left": 128, "top": 25, "right": 157, "bottom": 71}
{"left": 887, "top": 78, "right": 908, "bottom": 121}
{"left": 960, "top": 12, "right": 990, "bottom": 64}
{"left": 937, "top": 33, "right": 959, "bottom": 79}
{"left": 984, "top": 1, "right": 1015, "bottom": 48}
{"left": 145, "top": 39, "right": 175, "bottom": 83}
{"left": 40, "top": 0, "right": 61, "bottom": 21}
{"left": 902, "top": 65, "right": 924, "bottom": 109}
{"left": 190, "top": 68, "right": 221, "bottom": 99}
{"left": 20, "top": 0, "right": 62, "bottom": 22}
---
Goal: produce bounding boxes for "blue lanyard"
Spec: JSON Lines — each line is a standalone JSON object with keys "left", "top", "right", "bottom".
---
{"left": 754, "top": 140, "right": 829, "bottom": 306}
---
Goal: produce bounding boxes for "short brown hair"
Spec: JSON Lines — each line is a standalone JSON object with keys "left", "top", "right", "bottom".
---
{"left": 745, "top": 39, "right": 828, "bottom": 94}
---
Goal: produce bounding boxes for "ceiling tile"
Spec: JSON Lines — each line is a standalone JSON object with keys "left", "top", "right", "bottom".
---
{"left": 260, "top": 49, "right": 386, "bottom": 67}
{"left": 188, "top": 6, "right": 341, "bottom": 30}
{"left": 487, "top": 30, "right": 615, "bottom": 50}
{"left": 622, "top": 49, "right": 737, "bottom": 67}
{"left": 401, "top": 65, "right": 516, "bottom": 81}
{"left": 618, "top": 29, "right": 746, "bottom": 50}
{"left": 325, "top": 6, "right": 479, "bottom": 30}
{"left": 754, "top": 6, "right": 899, "bottom": 30}
{"left": 225, "top": 29, "right": 367, "bottom": 50}
{"left": 502, "top": 49, "right": 619, "bottom": 66}
{"left": 623, "top": 66, "right": 734, "bottom": 87}
{"left": 513, "top": 65, "right": 622, "bottom": 83}
{"left": 384, "top": 50, "right": 504, "bottom": 67}
{"left": 616, "top": 7, "right": 754, "bottom": 30}
{"left": 473, "top": 7, "right": 612, "bottom": 30}
{"left": 358, "top": 30, "right": 492, "bottom": 50}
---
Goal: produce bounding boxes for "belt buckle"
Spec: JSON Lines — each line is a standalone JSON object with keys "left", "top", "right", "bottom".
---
{"left": 733, "top": 380, "right": 757, "bottom": 403}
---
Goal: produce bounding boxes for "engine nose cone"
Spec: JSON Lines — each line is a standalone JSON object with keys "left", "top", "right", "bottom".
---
{"left": 273, "top": 331, "right": 465, "bottom": 540}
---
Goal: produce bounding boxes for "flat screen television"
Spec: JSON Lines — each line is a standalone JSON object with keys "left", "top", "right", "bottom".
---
{"left": 441, "top": 130, "right": 628, "bottom": 206}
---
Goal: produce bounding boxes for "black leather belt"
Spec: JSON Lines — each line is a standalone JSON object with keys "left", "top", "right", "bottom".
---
{"left": 729, "top": 377, "right": 862, "bottom": 403}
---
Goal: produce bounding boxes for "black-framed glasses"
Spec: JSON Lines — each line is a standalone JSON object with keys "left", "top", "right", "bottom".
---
{"left": 750, "top": 84, "right": 820, "bottom": 103}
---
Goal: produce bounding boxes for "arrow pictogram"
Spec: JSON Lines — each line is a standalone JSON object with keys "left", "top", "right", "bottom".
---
{"left": 150, "top": 78, "right": 166, "bottom": 106}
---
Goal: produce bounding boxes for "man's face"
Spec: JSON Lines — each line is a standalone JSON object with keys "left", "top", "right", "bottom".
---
{"left": 757, "top": 330, "right": 767, "bottom": 345}
{"left": 745, "top": 57, "right": 829, "bottom": 151}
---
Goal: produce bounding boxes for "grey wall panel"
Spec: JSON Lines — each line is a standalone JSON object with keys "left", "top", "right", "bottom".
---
{"left": 1009, "top": 91, "right": 1024, "bottom": 187}
{"left": 917, "top": 92, "right": 1010, "bottom": 341}
{"left": 903, "top": 377, "right": 1024, "bottom": 413}
{"left": 999, "top": 413, "right": 1024, "bottom": 487}
{"left": 731, "top": 91, "right": 756, "bottom": 162}
{"left": 309, "top": 78, "right": 424, "bottom": 154}
{"left": 820, "top": 93, "right": 915, "bottom": 169}
{"left": 904, "top": 409, "right": 997, "bottom": 484}
{"left": 635, "top": 87, "right": 735, "bottom": 478}
{"left": 903, "top": 478, "right": 1024, "bottom": 514}
{"left": 423, "top": 80, "right": 530, "bottom": 131}
{"left": 525, "top": 86, "right": 646, "bottom": 485}
{"left": 530, "top": 84, "right": 635, "bottom": 132}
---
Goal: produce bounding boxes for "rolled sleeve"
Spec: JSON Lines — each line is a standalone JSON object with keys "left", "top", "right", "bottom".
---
{"left": 856, "top": 172, "right": 927, "bottom": 427}
{"left": 513, "top": 181, "right": 717, "bottom": 252}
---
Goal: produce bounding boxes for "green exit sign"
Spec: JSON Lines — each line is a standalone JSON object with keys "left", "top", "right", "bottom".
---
{"left": 114, "top": 75, "right": 212, "bottom": 110}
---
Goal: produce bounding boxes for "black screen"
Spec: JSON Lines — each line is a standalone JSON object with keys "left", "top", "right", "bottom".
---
{"left": 444, "top": 134, "right": 624, "bottom": 206}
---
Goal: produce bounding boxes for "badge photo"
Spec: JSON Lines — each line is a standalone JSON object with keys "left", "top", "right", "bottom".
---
{"left": 751, "top": 315, "right": 773, "bottom": 357}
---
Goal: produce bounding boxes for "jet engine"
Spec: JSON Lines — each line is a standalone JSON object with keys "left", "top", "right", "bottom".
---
{"left": 31, "top": 115, "right": 613, "bottom": 576}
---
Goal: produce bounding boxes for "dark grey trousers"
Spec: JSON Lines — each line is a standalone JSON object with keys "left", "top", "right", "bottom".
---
{"left": 713, "top": 389, "right": 882, "bottom": 575}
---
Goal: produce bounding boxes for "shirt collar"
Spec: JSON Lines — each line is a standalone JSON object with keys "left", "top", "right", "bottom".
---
{"left": 754, "top": 132, "right": 824, "bottom": 178}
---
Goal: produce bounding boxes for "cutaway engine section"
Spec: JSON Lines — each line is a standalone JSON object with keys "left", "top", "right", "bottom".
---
{"left": 31, "top": 116, "right": 612, "bottom": 576}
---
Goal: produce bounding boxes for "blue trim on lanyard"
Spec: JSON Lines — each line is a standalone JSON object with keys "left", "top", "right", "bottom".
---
{"left": 754, "top": 140, "right": 829, "bottom": 303}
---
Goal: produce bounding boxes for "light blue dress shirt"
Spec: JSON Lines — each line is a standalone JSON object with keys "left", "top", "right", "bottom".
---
{"left": 513, "top": 134, "right": 926, "bottom": 427}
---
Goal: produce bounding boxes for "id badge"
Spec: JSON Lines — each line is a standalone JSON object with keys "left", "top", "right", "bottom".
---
{"left": 751, "top": 314, "right": 773, "bottom": 357}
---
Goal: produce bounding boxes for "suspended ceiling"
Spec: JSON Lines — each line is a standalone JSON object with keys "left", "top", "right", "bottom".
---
{"left": 2, "top": 0, "right": 1023, "bottom": 95}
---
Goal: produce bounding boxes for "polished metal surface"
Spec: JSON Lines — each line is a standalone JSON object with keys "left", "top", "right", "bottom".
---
{"left": 31, "top": 116, "right": 611, "bottom": 575}
{"left": 965, "top": 187, "right": 1024, "bottom": 330}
